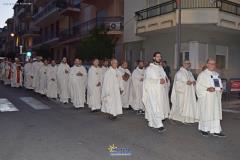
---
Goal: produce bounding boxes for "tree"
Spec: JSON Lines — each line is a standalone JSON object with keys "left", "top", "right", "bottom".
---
{"left": 34, "top": 45, "right": 53, "bottom": 59}
{"left": 75, "top": 27, "right": 117, "bottom": 61}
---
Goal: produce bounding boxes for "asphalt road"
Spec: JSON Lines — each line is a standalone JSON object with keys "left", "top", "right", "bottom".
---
{"left": 0, "top": 83, "right": 240, "bottom": 160}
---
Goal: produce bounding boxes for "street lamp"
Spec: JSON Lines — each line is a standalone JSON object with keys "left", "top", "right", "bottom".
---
{"left": 10, "top": 33, "right": 15, "bottom": 37}
{"left": 176, "top": 0, "right": 181, "bottom": 61}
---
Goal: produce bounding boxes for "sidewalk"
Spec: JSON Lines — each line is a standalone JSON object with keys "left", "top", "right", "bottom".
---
{"left": 222, "top": 96, "right": 240, "bottom": 113}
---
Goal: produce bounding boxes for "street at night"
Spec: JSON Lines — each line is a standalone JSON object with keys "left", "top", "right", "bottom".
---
{"left": 0, "top": 84, "right": 240, "bottom": 160}
{"left": 1, "top": 0, "right": 240, "bottom": 160}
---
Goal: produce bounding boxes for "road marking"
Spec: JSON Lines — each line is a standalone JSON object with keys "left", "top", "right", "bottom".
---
{"left": 20, "top": 97, "right": 50, "bottom": 110}
{"left": 223, "top": 109, "right": 240, "bottom": 114}
{"left": 0, "top": 98, "right": 19, "bottom": 112}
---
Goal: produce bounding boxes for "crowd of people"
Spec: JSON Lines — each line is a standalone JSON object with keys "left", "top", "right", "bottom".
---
{"left": 0, "top": 52, "right": 225, "bottom": 138}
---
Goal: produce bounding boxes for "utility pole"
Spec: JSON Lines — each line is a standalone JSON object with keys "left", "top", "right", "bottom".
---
{"left": 176, "top": 0, "right": 181, "bottom": 66}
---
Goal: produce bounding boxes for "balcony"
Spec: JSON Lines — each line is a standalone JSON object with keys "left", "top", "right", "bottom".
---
{"left": 33, "top": 0, "right": 64, "bottom": 26}
{"left": 135, "top": 0, "right": 240, "bottom": 35}
{"left": 21, "top": 28, "right": 40, "bottom": 38}
{"left": 81, "top": 0, "right": 112, "bottom": 8}
{"left": 32, "top": 31, "right": 59, "bottom": 48}
{"left": 33, "top": 0, "right": 48, "bottom": 6}
{"left": 59, "top": 16, "right": 123, "bottom": 44}
{"left": 16, "top": 7, "right": 25, "bottom": 17}
{"left": 59, "top": 1, "right": 81, "bottom": 16}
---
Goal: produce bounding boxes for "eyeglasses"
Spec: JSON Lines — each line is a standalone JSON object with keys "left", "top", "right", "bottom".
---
{"left": 208, "top": 63, "right": 216, "bottom": 65}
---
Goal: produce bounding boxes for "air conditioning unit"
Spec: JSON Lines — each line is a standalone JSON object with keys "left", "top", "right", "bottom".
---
{"left": 109, "top": 22, "right": 121, "bottom": 31}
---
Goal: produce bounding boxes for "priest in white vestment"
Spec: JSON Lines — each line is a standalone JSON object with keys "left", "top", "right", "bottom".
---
{"left": 46, "top": 60, "right": 58, "bottom": 99}
{"left": 0, "top": 59, "right": 3, "bottom": 81}
{"left": 196, "top": 58, "right": 225, "bottom": 137}
{"left": 4, "top": 60, "right": 12, "bottom": 85}
{"left": 57, "top": 57, "right": 70, "bottom": 103}
{"left": 142, "top": 52, "right": 170, "bottom": 132}
{"left": 11, "top": 58, "right": 23, "bottom": 88}
{"left": 69, "top": 58, "right": 87, "bottom": 109}
{"left": 0, "top": 58, "right": 7, "bottom": 82}
{"left": 170, "top": 60, "right": 198, "bottom": 123}
{"left": 38, "top": 60, "right": 49, "bottom": 95}
{"left": 129, "top": 60, "right": 145, "bottom": 113}
{"left": 87, "top": 58, "right": 103, "bottom": 111}
{"left": 101, "top": 60, "right": 109, "bottom": 76}
{"left": 101, "top": 58, "right": 124, "bottom": 119}
{"left": 32, "top": 57, "right": 44, "bottom": 93}
{"left": 118, "top": 61, "right": 131, "bottom": 109}
{"left": 24, "top": 58, "right": 34, "bottom": 89}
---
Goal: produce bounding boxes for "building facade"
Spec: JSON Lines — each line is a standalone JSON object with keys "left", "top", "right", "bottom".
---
{"left": 31, "top": 0, "right": 124, "bottom": 64}
{"left": 124, "top": 0, "right": 240, "bottom": 78}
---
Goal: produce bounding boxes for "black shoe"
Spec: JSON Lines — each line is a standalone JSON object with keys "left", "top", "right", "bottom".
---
{"left": 137, "top": 110, "right": 145, "bottom": 115}
{"left": 201, "top": 131, "right": 209, "bottom": 137}
{"left": 91, "top": 110, "right": 99, "bottom": 113}
{"left": 109, "top": 115, "right": 117, "bottom": 120}
{"left": 213, "top": 132, "right": 226, "bottom": 138}
{"left": 158, "top": 127, "right": 166, "bottom": 133}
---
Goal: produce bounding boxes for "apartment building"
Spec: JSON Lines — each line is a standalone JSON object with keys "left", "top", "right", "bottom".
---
{"left": 31, "top": 0, "right": 124, "bottom": 63}
{"left": 4, "top": 18, "right": 15, "bottom": 58}
{"left": 124, "top": 0, "right": 240, "bottom": 78}
{"left": 0, "top": 27, "right": 8, "bottom": 56}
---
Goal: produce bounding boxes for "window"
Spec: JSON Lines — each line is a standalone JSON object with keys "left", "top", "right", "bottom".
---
{"left": 216, "top": 55, "right": 226, "bottom": 69}
{"left": 175, "top": 42, "right": 208, "bottom": 69}
{"left": 56, "top": 21, "right": 59, "bottom": 37}
{"left": 216, "top": 45, "right": 228, "bottom": 70}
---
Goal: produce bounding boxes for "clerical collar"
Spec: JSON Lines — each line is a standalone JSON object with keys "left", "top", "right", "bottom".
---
{"left": 153, "top": 62, "right": 160, "bottom": 66}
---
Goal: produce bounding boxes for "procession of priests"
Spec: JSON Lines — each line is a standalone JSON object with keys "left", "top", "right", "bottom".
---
{"left": 0, "top": 53, "right": 226, "bottom": 137}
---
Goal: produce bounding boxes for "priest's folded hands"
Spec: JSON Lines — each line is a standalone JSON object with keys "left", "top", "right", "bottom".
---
{"left": 51, "top": 78, "right": 55, "bottom": 81}
{"left": 96, "top": 82, "right": 101, "bottom": 87}
{"left": 207, "top": 87, "right": 215, "bottom": 92}
{"left": 65, "top": 70, "right": 69, "bottom": 74}
{"left": 76, "top": 72, "right": 83, "bottom": 76}
{"left": 160, "top": 78, "right": 165, "bottom": 84}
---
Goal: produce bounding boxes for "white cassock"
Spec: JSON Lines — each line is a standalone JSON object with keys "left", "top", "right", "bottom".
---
{"left": 101, "top": 67, "right": 124, "bottom": 116}
{"left": 32, "top": 61, "right": 44, "bottom": 93}
{"left": 57, "top": 63, "right": 70, "bottom": 103}
{"left": 46, "top": 65, "right": 58, "bottom": 99}
{"left": 69, "top": 65, "right": 87, "bottom": 108}
{"left": 0, "top": 61, "right": 6, "bottom": 82}
{"left": 0, "top": 61, "right": 3, "bottom": 81}
{"left": 118, "top": 67, "right": 131, "bottom": 108}
{"left": 38, "top": 65, "right": 48, "bottom": 95}
{"left": 196, "top": 69, "right": 223, "bottom": 133}
{"left": 101, "top": 66, "right": 108, "bottom": 82}
{"left": 142, "top": 63, "right": 170, "bottom": 128}
{"left": 170, "top": 67, "right": 198, "bottom": 123}
{"left": 101, "top": 66, "right": 108, "bottom": 75}
{"left": 87, "top": 66, "right": 103, "bottom": 110}
{"left": 129, "top": 67, "right": 145, "bottom": 111}
{"left": 24, "top": 62, "right": 34, "bottom": 89}
{"left": 4, "top": 62, "right": 12, "bottom": 85}
{"left": 11, "top": 63, "right": 23, "bottom": 88}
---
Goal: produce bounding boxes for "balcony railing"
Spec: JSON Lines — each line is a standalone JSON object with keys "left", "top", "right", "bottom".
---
{"left": 32, "top": 0, "right": 64, "bottom": 22}
{"left": 135, "top": 0, "right": 240, "bottom": 21}
{"left": 59, "top": 16, "right": 124, "bottom": 41}
{"left": 20, "top": 28, "right": 40, "bottom": 36}
{"left": 33, "top": 0, "right": 81, "bottom": 22}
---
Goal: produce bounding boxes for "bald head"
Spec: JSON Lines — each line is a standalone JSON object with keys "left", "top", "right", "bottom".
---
{"left": 111, "top": 58, "right": 118, "bottom": 69}
{"left": 182, "top": 60, "right": 191, "bottom": 70}
{"left": 206, "top": 58, "right": 216, "bottom": 71}
{"left": 121, "top": 61, "right": 128, "bottom": 69}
